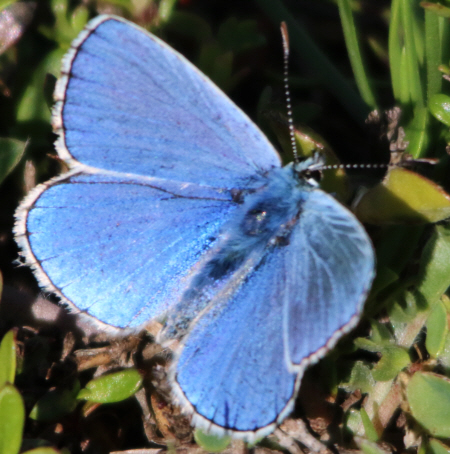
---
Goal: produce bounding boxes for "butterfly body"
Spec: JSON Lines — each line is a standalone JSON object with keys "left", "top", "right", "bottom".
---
{"left": 14, "top": 15, "right": 375, "bottom": 442}
{"left": 160, "top": 163, "right": 311, "bottom": 341}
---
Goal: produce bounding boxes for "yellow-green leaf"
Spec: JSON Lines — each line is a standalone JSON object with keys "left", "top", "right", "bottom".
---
{"left": 355, "top": 167, "right": 450, "bottom": 224}
{"left": 0, "top": 384, "right": 25, "bottom": 454}
{"left": 77, "top": 368, "right": 142, "bottom": 403}
{"left": 0, "top": 330, "right": 16, "bottom": 388}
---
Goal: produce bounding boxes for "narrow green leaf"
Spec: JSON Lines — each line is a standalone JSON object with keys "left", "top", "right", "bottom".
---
{"left": 389, "top": 0, "right": 405, "bottom": 102}
{"left": 360, "top": 407, "right": 379, "bottom": 441}
{"left": 401, "top": 0, "right": 424, "bottom": 108}
{"left": 426, "top": 299, "right": 449, "bottom": 357}
{"left": 425, "top": 10, "right": 443, "bottom": 99}
{"left": 0, "top": 330, "right": 16, "bottom": 388}
{"left": 404, "top": 107, "right": 430, "bottom": 158}
{"left": 0, "top": 384, "right": 25, "bottom": 454}
{"left": 337, "top": 0, "right": 377, "bottom": 108}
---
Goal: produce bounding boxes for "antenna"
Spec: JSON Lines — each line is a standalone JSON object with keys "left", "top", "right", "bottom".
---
{"left": 280, "top": 24, "right": 392, "bottom": 175}
{"left": 281, "top": 22, "right": 299, "bottom": 163}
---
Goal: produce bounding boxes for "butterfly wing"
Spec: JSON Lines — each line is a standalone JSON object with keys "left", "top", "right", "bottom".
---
{"left": 15, "top": 15, "right": 282, "bottom": 330}
{"left": 53, "top": 15, "right": 281, "bottom": 189}
{"left": 172, "top": 246, "right": 298, "bottom": 441}
{"left": 283, "top": 189, "right": 374, "bottom": 369}
{"left": 171, "top": 187, "right": 374, "bottom": 440}
{"left": 16, "top": 173, "right": 238, "bottom": 330}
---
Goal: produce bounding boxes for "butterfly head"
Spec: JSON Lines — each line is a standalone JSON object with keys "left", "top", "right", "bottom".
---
{"left": 292, "top": 152, "right": 326, "bottom": 188}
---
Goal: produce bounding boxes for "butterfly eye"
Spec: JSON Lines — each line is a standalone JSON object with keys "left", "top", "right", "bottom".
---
{"left": 300, "top": 168, "right": 322, "bottom": 186}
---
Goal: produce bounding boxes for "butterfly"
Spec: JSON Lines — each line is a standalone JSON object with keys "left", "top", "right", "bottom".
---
{"left": 14, "top": 15, "right": 375, "bottom": 442}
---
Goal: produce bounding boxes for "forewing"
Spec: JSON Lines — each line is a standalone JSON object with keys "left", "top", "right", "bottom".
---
{"left": 15, "top": 173, "right": 237, "bottom": 330}
{"left": 172, "top": 247, "right": 298, "bottom": 441}
{"left": 53, "top": 15, "right": 281, "bottom": 188}
{"left": 284, "top": 190, "right": 375, "bottom": 369}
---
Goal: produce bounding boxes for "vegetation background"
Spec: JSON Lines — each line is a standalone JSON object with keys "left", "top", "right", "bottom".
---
{"left": 1, "top": 0, "right": 450, "bottom": 453}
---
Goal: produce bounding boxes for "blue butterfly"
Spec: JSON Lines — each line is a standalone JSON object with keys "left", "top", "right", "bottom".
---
{"left": 14, "top": 15, "right": 375, "bottom": 442}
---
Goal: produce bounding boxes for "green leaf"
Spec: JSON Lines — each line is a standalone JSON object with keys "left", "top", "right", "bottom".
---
{"left": 407, "top": 372, "right": 450, "bottom": 438}
{"left": 354, "top": 167, "right": 450, "bottom": 224}
{"left": 356, "top": 438, "right": 391, "bottom": 454}
{"left": 421, "top": 2, "right": 450, "bottom": 18}
{"left": 372, "top": 346, "right": 410, "bottom": 381}
{"left": 0, "top": 138, "right": 26, "bottom": 186}
{"left": 29, "top": 383, "right": 79, "bottom": 421}
{"left": 426, "top": 299, "right": 449, "bottom": 357}
{"left": 22, "top": 449, "right": 60, "bottom": 454}
{"left": 337, "top": 0, "right": 377, "bottom": 108}
{"left": 370, "top": 320, "right": 394, "bottom": 345}
{"left": 404, "top": 107, "right": 430, "bottom": 158}
{"left": 418, "top": 224, "right": 450, "bottom": 305}
{"left": 354, "top": 337, "right": 380, "bottom": 353}
{"left": 69, "top": 6, "right": 89, "bottom": 37}
{"left": 158, "top": 0, "right": 177, "bottom": 22}
{"left": 77, "top": 368, "right": 143, "bottom": 403}
{"left": 360, "top": 407, "right": 379, "bottom": 441}
{"left": 340, "top": 361, "right": 376, "bottom": 394}
{"left": 0, "top": 330, "right": 16, "bottom": 388}
{"left": 16, "top": 48, "right": 66, "bottom": 123}
{"left": 345, "top": 408, "right": 363, "bottom": 435}
{"left": 429, "top": 93, "right": 450, "bottom": 127}
{"left": 424, "top": 9, "right": 443, "bottom": 99}
{"left": 194, "top": 429, "right": 231, "bottom": 452}
{"left": 427, "top": 438, "right": 450, "bottom": 454}
{"left": 389, "top": 290, "right": 422, "bottom": 325}
{"left": 0, "top": 1, "right": 14, "bottom": 10}
{"left": 389, "top": 0, "right": 425, "bottom": 108}
{"left": 0, "top": 384, "right": 25, "bottom": 454}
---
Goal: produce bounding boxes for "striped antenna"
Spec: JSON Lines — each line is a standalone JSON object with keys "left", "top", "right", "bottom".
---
{"left": 281, "top": 22, "right": 298, "bottom": 162}
{"left": 320, "top": 162, "right": 389, "bottom": 171}
{"left": 280, "top": 24, "right": 391, "bottom": 174}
